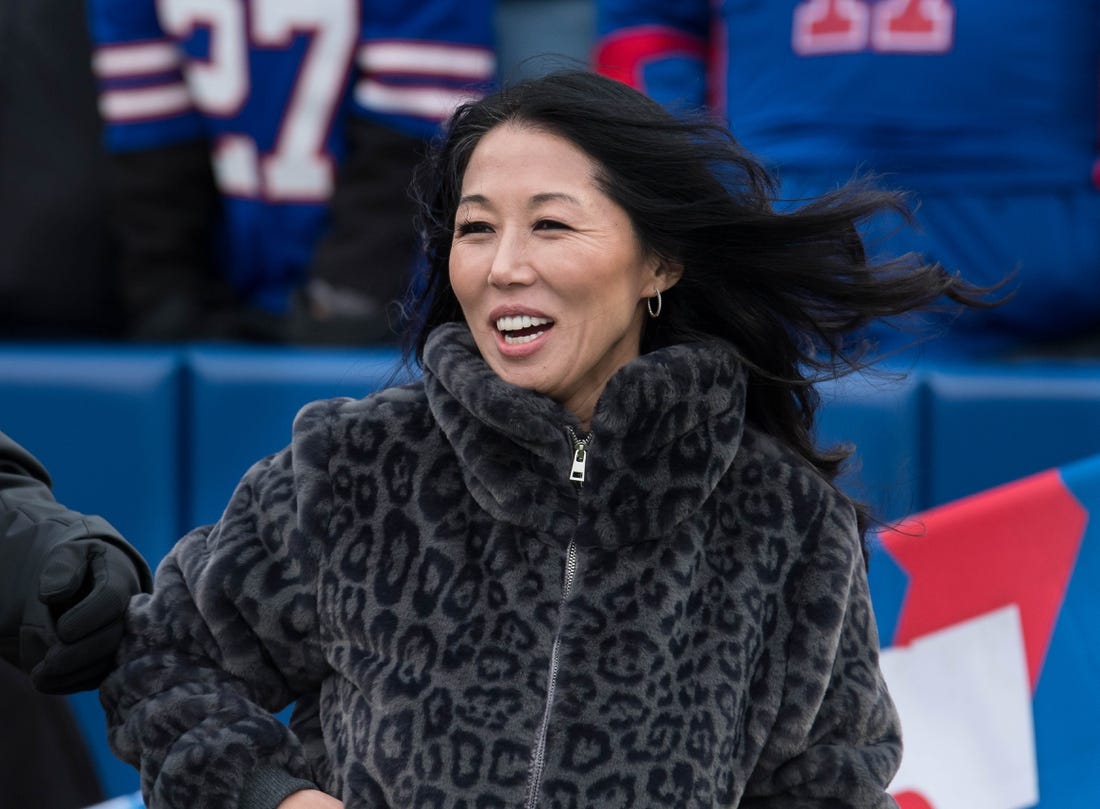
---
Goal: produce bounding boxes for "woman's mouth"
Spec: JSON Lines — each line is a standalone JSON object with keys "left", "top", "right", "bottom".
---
{"left": 496, "top": 314, "right": 553, "bottom": 345}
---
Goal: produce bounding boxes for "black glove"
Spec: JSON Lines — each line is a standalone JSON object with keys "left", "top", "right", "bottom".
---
{"left": 21, "top": 539, "right": 145, "bottom": 693}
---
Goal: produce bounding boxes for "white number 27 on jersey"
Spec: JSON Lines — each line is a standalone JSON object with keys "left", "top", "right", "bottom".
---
{"left": 158, "top": 0, "right": 358, "bottom": 202}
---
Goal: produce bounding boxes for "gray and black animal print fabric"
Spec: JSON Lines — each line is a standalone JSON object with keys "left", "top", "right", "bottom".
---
{"left": 101, "top": 322, "right": 901, "bottom": 809}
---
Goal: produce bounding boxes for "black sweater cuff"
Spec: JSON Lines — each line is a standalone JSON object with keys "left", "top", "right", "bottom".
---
{"left": 238, "top": 767, "right": 319, "bottom": 809}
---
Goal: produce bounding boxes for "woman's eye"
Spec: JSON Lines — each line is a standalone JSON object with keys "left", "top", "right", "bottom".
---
{"left": 456, "top": 220, "right": 492, "bottom": 236}
{"left": 534, "top": 219, "right": 568, "bottom": 231}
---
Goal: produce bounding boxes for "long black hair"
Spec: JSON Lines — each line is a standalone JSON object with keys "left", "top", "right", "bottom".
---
{"left": 406, "top": 69, "right": 992, "bottom": 540}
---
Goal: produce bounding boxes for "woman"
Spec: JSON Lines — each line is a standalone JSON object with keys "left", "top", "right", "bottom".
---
{"left": 102, "top": 71, "right": 982, "bottom": 808}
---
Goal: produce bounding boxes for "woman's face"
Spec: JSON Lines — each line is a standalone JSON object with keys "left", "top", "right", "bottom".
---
{"left": 449, "top": 123, "right": 674, "bottom": 427}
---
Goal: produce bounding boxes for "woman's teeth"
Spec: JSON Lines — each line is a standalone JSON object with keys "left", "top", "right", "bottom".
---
{"left": 504, "top": 332, "right": 542, "bottom": 344}
{"left": 496, "top": 315, "right": 553, "bottom": 344}
{"left": 496, "top": 315, "right": 552, "bottom": 331}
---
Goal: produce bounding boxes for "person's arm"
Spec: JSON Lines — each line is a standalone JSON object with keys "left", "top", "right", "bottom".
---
{"left": 0, "top": 431, "right": 152, "bottom": 693}
{"left": 105, "top": 141, "right": 224, "bottom": 340}
{"left": 593, "top": 0, "right": 712, "bottom": 113}
{"left": 100, "top": 400, "right": 343, "bottom": 809}
{"left": 742, "top": 500, "right": 902, "bottom": 807}
{"left": 85, "top": 0, "right": 223, "bottom": 340}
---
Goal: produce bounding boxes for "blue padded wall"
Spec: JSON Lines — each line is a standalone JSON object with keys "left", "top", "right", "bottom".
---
{"left": 0, "top": 346, "right": 184, "bottom": 556}
{"left": 184, "top": 346, "right": 410, "bottom": 530}
{"left": 816, "top": 371, "right": 924, "bottom": 523}
{"left": 925, "top": 362, "right": 1100, "bottom": 509}
{"left": 0, "top": 345, "right": 184, "bottom": 801}
{"left": 4, "top": 339, "right": 1100, "bottom": 805}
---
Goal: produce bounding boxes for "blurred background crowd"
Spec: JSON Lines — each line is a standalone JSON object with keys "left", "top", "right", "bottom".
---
{"left": 3, "top": 0, "right": 1097, "bottom": 359}
{"left": 1, "top": 0, "right": 598, "bottom": 347}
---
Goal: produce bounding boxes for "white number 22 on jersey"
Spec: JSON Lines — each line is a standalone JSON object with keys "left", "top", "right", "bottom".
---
{"left": 157, "top": 0, "right": 358, "bottom": 202}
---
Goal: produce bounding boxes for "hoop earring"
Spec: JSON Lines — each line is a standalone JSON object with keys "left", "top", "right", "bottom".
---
{"left": 646, "top": 288, "right": 662, "bottom": 319}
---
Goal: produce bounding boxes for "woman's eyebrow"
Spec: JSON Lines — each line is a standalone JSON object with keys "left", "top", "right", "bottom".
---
{"left": 529, "top": 192, "right": 582, "bottom": 208}
{"left": 457, "top": 192, "right": 583, "bottom": 210}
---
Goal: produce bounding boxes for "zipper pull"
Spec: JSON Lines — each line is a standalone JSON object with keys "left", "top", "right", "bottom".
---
{"left": 570, "top": 443, "right": 587, "bottom": 484}
{"left": 567, "top": 427, "right": 589, "bottom": 484}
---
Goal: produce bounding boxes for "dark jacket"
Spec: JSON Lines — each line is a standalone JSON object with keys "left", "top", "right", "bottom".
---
{"left": 103, "top": 323, "right": 902, "bottom": 809}
{"left": 0, "top": 431, "right": 151, "bottom": 672}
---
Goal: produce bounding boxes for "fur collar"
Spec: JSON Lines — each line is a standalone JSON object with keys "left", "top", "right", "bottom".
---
{"left": 422, "top": 322, "right": 747, "bottom": 549}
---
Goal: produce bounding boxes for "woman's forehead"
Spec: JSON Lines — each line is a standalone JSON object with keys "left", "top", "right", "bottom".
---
{"left": 460, "top": 125, "right": 600, "bottom": 192}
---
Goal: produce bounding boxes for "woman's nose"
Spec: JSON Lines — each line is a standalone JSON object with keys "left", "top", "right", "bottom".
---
{"left": 487, "top": 232, "right": 536, "bottom": 287}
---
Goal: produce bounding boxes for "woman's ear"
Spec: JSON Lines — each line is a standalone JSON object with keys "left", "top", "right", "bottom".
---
{"left": 656, "top": 258, "right": 684, "bottom": 292}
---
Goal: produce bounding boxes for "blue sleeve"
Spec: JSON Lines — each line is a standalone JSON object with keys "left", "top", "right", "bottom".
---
{"left": 594, "top": 0, "right": 712, "bottom": 113}
{"left": 351, "top": 0, "right": 498, "bottom": 140}
{"left": 85, "top": 0, "right": 205, "bottom": 152}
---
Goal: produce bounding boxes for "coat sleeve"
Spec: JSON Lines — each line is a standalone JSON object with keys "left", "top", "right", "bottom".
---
{"left": 743, "top": 499, "right": 902, "bottom": 808}
{"left": 0, "top": 431, "right": 152, "bottom": 669}
{"left": 99, "top": 400, "right": 343, "bottom": 809}
{"left": 85, "top": 0, "right": 225, "bottom": 339}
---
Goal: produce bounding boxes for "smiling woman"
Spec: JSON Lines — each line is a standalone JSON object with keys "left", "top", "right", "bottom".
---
{"left": 448, "top": 123, "right": 679, "bottom": 428}
{"left": 101, "top": 71, "right": 994, "bottom": 809}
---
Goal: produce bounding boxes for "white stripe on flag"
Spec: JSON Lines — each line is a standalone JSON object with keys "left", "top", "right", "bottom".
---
{"left": 880, "top": 605, "right": 1038, "bottom": 809}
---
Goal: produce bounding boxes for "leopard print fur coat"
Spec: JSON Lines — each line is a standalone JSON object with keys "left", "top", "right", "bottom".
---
{"left": 102, "top": 322, "right": 901, "bottom": 809}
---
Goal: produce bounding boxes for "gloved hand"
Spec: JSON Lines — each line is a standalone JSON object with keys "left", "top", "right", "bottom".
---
{"left": 21, "top": 538, "right": 146, "bottom": 693}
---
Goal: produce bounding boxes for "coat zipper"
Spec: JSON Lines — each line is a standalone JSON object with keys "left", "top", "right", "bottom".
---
{"left": 567, "top": 427, "right": 589, "bottom": 484}
{"left": 523, "top": 428, "right": 588, "bottom": 809}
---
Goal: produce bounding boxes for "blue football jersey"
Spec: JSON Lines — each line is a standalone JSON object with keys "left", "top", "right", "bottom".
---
{"left": 88, "top": 0, "right": 495, "bottom": 312}
{"left": 597, "top": 0, "right": 1100, "bottom": 192}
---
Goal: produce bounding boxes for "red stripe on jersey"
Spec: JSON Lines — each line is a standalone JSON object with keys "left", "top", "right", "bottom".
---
{"left": 595, "top": 26, "right": 706, "bottom": 90}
